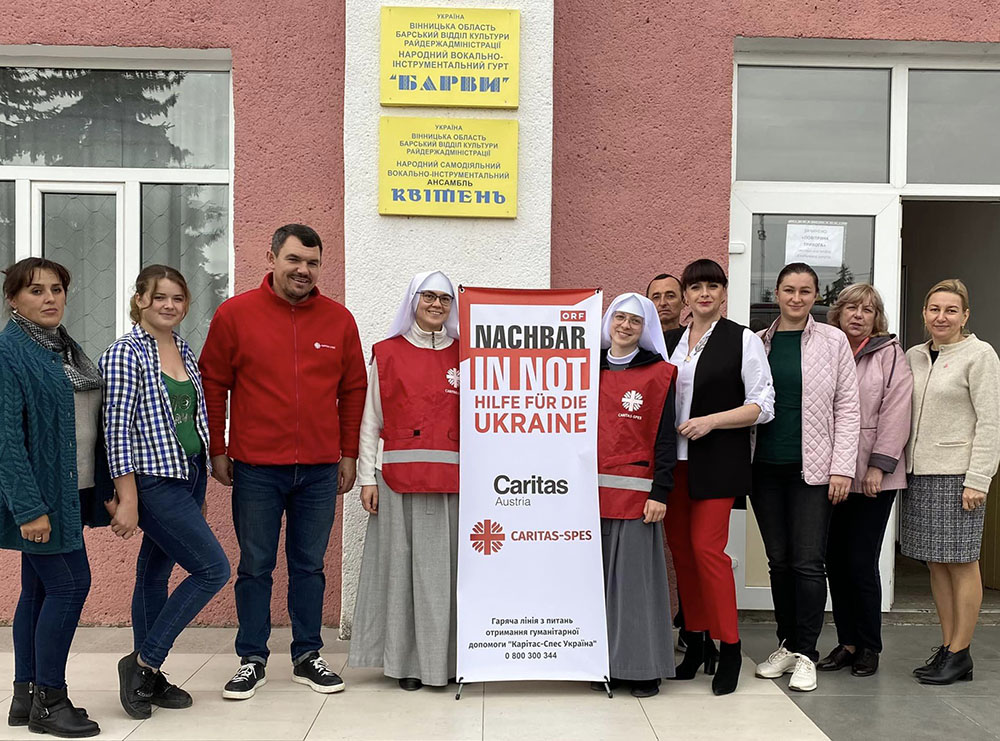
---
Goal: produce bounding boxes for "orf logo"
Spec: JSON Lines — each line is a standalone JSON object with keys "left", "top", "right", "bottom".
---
{"left": 447, "top": 367, "right": 460, "bottom": 388}
{"left": 470, "top": 519, "right": 505, "bottom": 555}
{"left": 621, "top": 390, "right": 644, "bottom": 412}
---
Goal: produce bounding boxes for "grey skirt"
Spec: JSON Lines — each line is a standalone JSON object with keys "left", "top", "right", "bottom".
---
{"left": 901, "top": 474, "right": 985, "bottom": 564}
{"left": 348, "top": 472, "right": 459, "bottom": 686}
{"left": 601, "top": 517, "right": 675, "bottom": 681}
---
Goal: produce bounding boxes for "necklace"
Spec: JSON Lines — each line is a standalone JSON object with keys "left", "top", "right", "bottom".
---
{"left": 684, "top": 327, "right": 713, "bottom": 363}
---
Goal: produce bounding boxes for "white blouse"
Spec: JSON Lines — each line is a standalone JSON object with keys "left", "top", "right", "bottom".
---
{"left": 356, "top": 324, "right": 455, "bottom": 487}
{"left": 668, "top": 321, "right": 775, "bottom": 461}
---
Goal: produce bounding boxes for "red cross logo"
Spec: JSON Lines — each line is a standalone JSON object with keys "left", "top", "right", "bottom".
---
{"left": 470, "top": 519, "right": 505, "bottom": 555}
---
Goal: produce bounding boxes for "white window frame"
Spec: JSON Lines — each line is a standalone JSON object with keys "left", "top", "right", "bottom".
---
{"left": 730, "top": 41, "right": 1000, "bottom": 611}
{"left": 0, "top": 46, "right": 235, "bottom": 342}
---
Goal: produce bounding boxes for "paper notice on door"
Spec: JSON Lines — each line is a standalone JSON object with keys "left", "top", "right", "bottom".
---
{"left": 784, "top": 220, "right": 847, "bottom": 268}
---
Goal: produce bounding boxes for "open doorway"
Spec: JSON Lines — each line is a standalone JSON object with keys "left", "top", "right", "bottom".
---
{"left": 898, "top": 200, "right": 1000, "bottom": 610}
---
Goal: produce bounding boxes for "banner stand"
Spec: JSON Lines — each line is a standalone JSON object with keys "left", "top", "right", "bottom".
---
{"left": 455, "top": 287, "right": 611, "bottom": 692}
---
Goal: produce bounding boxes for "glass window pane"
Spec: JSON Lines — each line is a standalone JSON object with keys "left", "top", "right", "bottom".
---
{"left": 0, "top": 181, "right": 13, "bottom": 270}
{"left": 141, "top": 184, "right": 229, "bottom": 353}
{"left": 908, "top": 70, "right": 1000, "bottom": 184}
{"left": 749, "top": 214, "right": 875, "bottom": 332}
{"left": 736, "top": 66, "right": 890, "bottom": 183}
{"left": 42, "top": 193, "right": 117, "bottom": 360}
{"left": 0, "top": 69, "right": 229, "bottom": 169}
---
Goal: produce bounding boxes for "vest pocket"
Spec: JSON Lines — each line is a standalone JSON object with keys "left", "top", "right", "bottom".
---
{"left": 383, "top": 427, "right": 419, "bottom": 441}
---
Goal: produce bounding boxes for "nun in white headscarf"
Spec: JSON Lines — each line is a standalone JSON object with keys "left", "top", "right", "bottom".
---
{"left": 348, "top": 271, "right": 461, "bottom": 691}
{"left": 595, "top": 292, "right": 678, "bottom": 698}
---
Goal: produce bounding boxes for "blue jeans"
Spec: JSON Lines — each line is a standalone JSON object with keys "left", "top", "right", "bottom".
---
{"left": 133, "top": 455, "right": 231, "bottom": 669}
{"left": 231, "top": 461, "right": 338, "bottom": 664}
{"left": 13, "top": 546, "right": 91, "bottom": 688}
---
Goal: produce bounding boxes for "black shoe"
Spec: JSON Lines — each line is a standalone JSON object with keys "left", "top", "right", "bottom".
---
{"left": 712, "top": 640, "right": 742, "bottom": 696}
{"left": 9, "top": 681, "right": 88, "bottom": 727}
{"left": 151, "top": 671, "right": 193, "bottom": 708}
{"left": 117, "top": 651, "right": 156, "bottom": 720}
{"left": 222, "top": 661, "right": 267, "bottom": 700}
{"left": 589, "top": 678, "right": 622, "bottom": 693}
{"left": 913, "top": 645, "right": 948, "bottom": 677}
{"left": 918, "top": 647, "right": 973, "bottom": 685}
{"left": 851, "top": 648, "right": 879, "bottom": 677}
{"left": 817, "top": 645, "right": 856, "bottom": 672}
{"left": 292, "top": 653, "right": 345, "bottom": 694}
{"left": 630, "top": 679, "right": 660, "bottom": 698}
{"left": 398, "top": 678, "right": 423, "bottom": 691}
{"left": 28, "top": 685, "right": 100, "bottom": 738}
{"left": 671, "top": 630, "right": 706, "bottom": 680}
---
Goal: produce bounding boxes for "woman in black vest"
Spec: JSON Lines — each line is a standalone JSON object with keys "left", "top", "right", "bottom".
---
{"left": 664, "top": 259, "right": 775, "bottom": 695}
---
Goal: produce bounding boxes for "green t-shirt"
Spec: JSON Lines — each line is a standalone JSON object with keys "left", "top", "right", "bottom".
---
{"left": 756, "top": 330, "right": 803, "bottom": 465}
{"left": 161, "top": 373, "right": 203, "bottom": 457}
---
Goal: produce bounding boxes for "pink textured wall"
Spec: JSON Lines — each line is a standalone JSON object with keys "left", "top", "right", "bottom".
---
{"left": 550, "top": 1, "right": 1000, "bottom": 301}
{"left": 0, "top": 0, "right": 346, "bottom": 628}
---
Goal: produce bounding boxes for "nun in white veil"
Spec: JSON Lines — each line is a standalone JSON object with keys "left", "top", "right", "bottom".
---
{"left": 348, "top": 271, "right": 460, "bottom": 691}
{"left": 595, "top": 293, "right": 678, "bottom": 697}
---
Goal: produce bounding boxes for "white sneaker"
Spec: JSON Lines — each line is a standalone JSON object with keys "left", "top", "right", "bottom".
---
{"left": 755, "top": 642, "right": 798, "bottom": 678}
{"left": 788, "top": 654, "right": 818, "bottom": 692}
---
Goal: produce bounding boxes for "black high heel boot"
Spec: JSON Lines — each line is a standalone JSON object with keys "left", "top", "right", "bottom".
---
{"left": 671, "top": 630, "right": 705, "bottom": 680}
{"left": 704, "top": 636, "right": 719, "bottom": 676}
{"left": 28, "top": 686, "right": 100, "bottom": 738}
{"left": 918, "top": 647, "right": 973, "bottom": 685}
{"left": 712, "top": 640, "right": 742, "bottom": 696}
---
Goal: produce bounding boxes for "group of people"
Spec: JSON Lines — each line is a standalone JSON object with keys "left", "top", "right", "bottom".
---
{"left": 1, "top": 222, "right": 998, "bottom": 737}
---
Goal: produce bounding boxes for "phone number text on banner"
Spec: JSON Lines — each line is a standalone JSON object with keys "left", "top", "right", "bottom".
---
{"left": 456, "top": 287, "right": 609, "bottom": 683}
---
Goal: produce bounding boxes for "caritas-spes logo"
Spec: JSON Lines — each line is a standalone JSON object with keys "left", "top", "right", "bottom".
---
{"left": 470, "top": 519, "right": 505, "bottom": 555}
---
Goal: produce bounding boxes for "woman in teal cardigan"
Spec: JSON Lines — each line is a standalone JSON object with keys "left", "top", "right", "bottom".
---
{"left": 0, "top": 257, "right": 109, "bottom": 739}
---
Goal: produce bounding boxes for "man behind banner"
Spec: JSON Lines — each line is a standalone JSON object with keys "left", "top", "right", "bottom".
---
{"left": 594, "top": 292, "right": 678, "bottom": 697}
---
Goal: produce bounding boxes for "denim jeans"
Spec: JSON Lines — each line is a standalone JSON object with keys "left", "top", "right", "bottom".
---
{"left": 751, "top": 462, "right": 834, "bottom": 662}
{"left": 827, "top": 490, "right": 897, "bottom": 653}
{"left": 13, "top": 546, "right": 91, "bottom": 688}
{"left": 133, "top": 455, "right": 231, "bottom": 669}
{"left": 231, "top": 461, "right": 339, "bottom": 664}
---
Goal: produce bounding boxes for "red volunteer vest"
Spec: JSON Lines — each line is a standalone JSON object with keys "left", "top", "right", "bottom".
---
{"left": 597, "top": 360, "right": 676, "bottom": 519}
{"left": 373, "top": 336, "right": 460, "bottom": 494}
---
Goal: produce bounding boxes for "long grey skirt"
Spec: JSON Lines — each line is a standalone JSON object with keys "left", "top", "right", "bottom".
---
{"left": 348, "top": 472, "right": 459, "bottom": 686}
{"left": 601, "top": 517, "right": 675, "bottom": 681}
{"left": 901, "top": 474, "right": 985, "bottom": 563}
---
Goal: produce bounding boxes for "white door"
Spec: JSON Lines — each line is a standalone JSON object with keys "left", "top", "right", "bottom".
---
{"left": 727, "top": 186, "right": 901, "bottom": 610}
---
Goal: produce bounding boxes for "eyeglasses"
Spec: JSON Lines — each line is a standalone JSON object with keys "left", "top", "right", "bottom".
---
{"left": 419, "top": 291, "right": 453, "bottom": 307}
{"left": 612, "top": 312, "right": 643, "bottom": 328}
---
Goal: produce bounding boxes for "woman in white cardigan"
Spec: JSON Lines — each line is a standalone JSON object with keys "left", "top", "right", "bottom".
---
{"left": 904, "top": 278, "right": 1000, "bottom": 686}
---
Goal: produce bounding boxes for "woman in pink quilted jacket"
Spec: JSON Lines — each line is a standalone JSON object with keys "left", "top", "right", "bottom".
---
{"left": 751, "top": 263, "right": 860, "bottom": 694}
{"left": 817, "top": 284, "right": 912, "bottom": 679}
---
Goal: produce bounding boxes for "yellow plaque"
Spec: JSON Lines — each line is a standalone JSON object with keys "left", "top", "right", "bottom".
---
{"left": 380, "top": 6, "right": 520, "bottom": 109}
{"left": 379, "top": 116, "right": 517, "bottom": 218}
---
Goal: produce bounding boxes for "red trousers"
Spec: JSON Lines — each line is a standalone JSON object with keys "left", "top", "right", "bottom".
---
{"left": 664, "top": 462, "right": 739, "bottom": 644}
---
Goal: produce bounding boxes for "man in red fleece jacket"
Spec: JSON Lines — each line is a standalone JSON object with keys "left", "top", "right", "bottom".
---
{"left": 199, "top": 224, "right": 367, "bottom": 700}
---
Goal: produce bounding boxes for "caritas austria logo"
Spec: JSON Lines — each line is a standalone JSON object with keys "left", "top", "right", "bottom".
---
{"left": 470, "top": 519, "right": 505, "bottom": 555}
{"left": 621, "top": 390, "right": 644, "bottom": 412}
{"left": 447, "top": 367, "right": 460, "bottom": 388}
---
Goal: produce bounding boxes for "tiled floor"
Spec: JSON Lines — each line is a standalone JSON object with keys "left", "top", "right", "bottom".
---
{"left": 5, "top": 624, "right": 1000, "bottom": 740}
{"left": 0, "top": 626, "right": 825, "bottom": 741}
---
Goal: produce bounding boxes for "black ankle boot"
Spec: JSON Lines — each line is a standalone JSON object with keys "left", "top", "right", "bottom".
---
{"left": 712, "top": 640, "right": 742, "bottom": 696}
{"left": 671, "top": 630, "right": 705, "bottom": 680}
{"left": 918, "top": 647, "right": 974, "bottom": 685}
{"left": 28, "top": 685, "right": 100, "bottom": 738}
{"left": 8, "top": 681, "right": 31, "bottom": 726}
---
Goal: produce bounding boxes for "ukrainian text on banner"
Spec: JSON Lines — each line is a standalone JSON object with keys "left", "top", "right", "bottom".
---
{"left": 456, "top": 287, "right": 609, "bottom": 682}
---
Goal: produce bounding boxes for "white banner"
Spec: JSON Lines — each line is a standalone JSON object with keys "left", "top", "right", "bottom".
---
{"left": 456, "top": 287, "right": 609, "bottom": 683}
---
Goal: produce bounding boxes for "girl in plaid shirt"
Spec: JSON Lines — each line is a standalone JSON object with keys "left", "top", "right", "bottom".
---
{"left": 99, "top": 265, "right": 230, "bottom": 721}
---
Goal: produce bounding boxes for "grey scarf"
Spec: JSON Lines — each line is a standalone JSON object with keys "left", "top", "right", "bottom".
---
{"left": 11, "top": 311, "right": 104, "bottom": 392}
